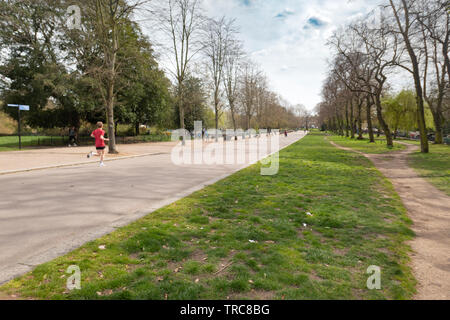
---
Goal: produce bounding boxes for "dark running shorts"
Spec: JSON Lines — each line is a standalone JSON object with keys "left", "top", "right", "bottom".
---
{"left": 96, "top": 147, "right": 106, "bottom": 151}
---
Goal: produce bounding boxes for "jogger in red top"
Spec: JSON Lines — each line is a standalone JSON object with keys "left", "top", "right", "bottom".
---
{"left": 87, "top": 122, "right": 109, "bottom": 167}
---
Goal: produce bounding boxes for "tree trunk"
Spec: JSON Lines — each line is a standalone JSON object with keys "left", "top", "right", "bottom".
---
{"left": 178, "top": 84, "right": 185, "bottom": 130}
{"left": 179, "top": 104, "right": 185, "bottom": 129}
{"left": 431, "top": 109, "right": 444, "bottom": 144}
{"left": 366, "top": 97, "right": 375, "bottom": 143}
{"left": 357, "top": 102, "right": 363, "bottom": 140}
{"left": 106, "top": 22, "right": 118, "bottom": 154}
{"left": 427, "top": 80, "right": 446, "bottom": 145}
{"left": 415, "top": 94, "right": 429, "bottom": 153}
{"left": 230, "top": 103, "right": 238, "bottom": 140}
{"left": 350, "top": 100, "right": 355, "bottom": 139}
{"left": 404, "top": 29, "right": 429, "bottom": 153}
{"left": 337, "top": 115, "right": 344, "bottom": 136}
{"left": 443, "top": 32, "right": 450, "bottom": 82}
{"left": 179, "top": 94, "right": 186, "bottom": 145}
{"left": 375, "top": 95, "right": 393, "bottom": 148}
{"left": 215, "top": 108, "right": 219, "bottom": 142}
{"left": 106, "top": 87, "right": 118, "bottom": 154}
{"left": 135, "top": 122, "right": 140, "bottom": 137}
{"left": 345, "top": 103, "right": 349, "bottom": 137}
{"left": 214, "top": 90, "right": 220, "bottom": 133}
{"left": 230, "top": 105, "right": 236, "bottom": 131}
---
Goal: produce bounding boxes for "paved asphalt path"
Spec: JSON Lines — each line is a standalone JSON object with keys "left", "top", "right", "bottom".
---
{"left": 0, "top": 132, "right": 307, "bottom": 284}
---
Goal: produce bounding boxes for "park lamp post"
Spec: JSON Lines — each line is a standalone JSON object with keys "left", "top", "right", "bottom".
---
{"left": 7, "top": 104, "right": 30, "bottom": 150}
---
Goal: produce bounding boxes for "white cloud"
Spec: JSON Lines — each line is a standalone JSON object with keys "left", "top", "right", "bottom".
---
{"left": 142, "top": 0, "right": 385, "bottom": 111}
{"left": 201, "top": 0, "right": 384, "bottom": 110}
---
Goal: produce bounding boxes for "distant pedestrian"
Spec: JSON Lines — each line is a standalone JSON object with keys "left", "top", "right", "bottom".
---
{"left": 68, "top": 127, "right": 77, "bottom": 147}
{"left": 87, "top": 122, "right": 109, "bottom": 167}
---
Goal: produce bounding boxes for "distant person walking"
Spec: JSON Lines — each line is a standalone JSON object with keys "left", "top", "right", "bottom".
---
{"left": 87, "top": 122, "right": 109, "bottom": 167}
{"left": 68, "top": 127, "right": 77, "bottom": 147}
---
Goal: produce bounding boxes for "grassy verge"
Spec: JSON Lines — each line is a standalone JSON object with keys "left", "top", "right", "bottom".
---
{"left": 0, "top": 146, "right": 19, "bottom": 152}
{"left": 394, "top": 139, "right": 449, "bottom": 195}
{"left": 0, "top": 136, "right": 64, "bottom": 152}
{"left": 119, "top": 134, "right": 171, "bottom": 143}
{"left": 0, "top": 134, "right": 171, "bottom": 152}
{"left": 0, "top": 132, "right": 415, "bottom": 300}
{"left": 328, "top": 135, "right": 405, "bottom": 154}
{"left": 407, "top": 144, "right": 450, "bottom": 196}
{"left": 394, "top": 139, "right": 421, "bottom": 145}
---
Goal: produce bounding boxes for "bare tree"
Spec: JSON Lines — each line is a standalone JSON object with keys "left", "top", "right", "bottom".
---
{"left": 322, "top": 73, "right": 346, "bottom": 136}
{"left": 202, "top": 17, "right": 237, "bottom": 135}
{"left": 255, "top": 75, "right": 268, "bottom": 128}
{"left": 152, "top": 0, "right": 204, "bottom": 132}
{"left": 295, "top": 104, "right": 313, "bottom": 130}
{"left": 354, "top": 17, "right": 403, "bottom": 147}
{"left": 416, "top": 0, "right": 449, "bottom": 144}
{"left": 328, "top": 16, "right": 400, "bottom": 146}
{"left": 223, "top": 36, "right": 244, "bottom": 136}
{"left": 240, "top": 61, "right": 260, "bottom": 130}
{"left": 419, "top": 0, "right": 450, "bottom": 81}
{"left": 388, "top": 0, "right": 430, "bottom": 152}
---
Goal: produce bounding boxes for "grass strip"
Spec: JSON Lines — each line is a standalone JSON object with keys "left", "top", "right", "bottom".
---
{"left": 1, "top": 132, "right": 416, "bottom": 300}
{"left": 328, "top": 135, "right": 405, "bottom": 154}
{"left": 407, "top": 144, "right": 450, "bottom": 196}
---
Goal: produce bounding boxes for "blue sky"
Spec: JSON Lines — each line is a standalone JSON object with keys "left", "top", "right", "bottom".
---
{"left": 203, "top": 0, "right": 383, "bottom": 110}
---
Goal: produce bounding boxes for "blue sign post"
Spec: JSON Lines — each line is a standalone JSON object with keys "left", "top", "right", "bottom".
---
{"left": 7, "top": 104, "right": 30, "bottom": 150}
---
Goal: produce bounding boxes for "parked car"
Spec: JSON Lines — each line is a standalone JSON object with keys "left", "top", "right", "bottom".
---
{"left": 409, "top": 131, "right": 420, "bottom": 139}
{"left": 444, "top": 135, "right": 450, "bottom": 145}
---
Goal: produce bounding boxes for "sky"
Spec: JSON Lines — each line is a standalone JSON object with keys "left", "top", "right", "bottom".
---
{"left": 200, "top": 0, "right": 384, "bottom": 110}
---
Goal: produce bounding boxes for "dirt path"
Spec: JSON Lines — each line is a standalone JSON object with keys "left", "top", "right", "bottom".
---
{"left": 329, "top": 139, "right": 450, "bottom": 300}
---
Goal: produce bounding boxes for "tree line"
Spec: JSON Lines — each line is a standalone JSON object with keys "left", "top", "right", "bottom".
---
{"left": 317, "top": 0, "right": 449, "bottom": 153}
{"left": 0, "top": 0, "right": 304, "bottom": 153}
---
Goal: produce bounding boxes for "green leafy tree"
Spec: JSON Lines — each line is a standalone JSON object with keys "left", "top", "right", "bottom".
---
{"left": 0, "top": 0, "right": 66, "bottom": 128}
{"left": 174, "top": 76, "right": 213, "bottom": 132}
{"left": 0, "top": 0, "right": 103, "bottom": 132}
{"left": 384, "top": 90, "right": 435, "bottom": 138}
{"left": 116, "top": 23, "right": 173, "bottom": 135}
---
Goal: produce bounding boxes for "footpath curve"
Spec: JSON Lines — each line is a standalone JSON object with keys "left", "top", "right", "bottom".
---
{"left": 328, "top": 138, "right": 450, "bottom": 300}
